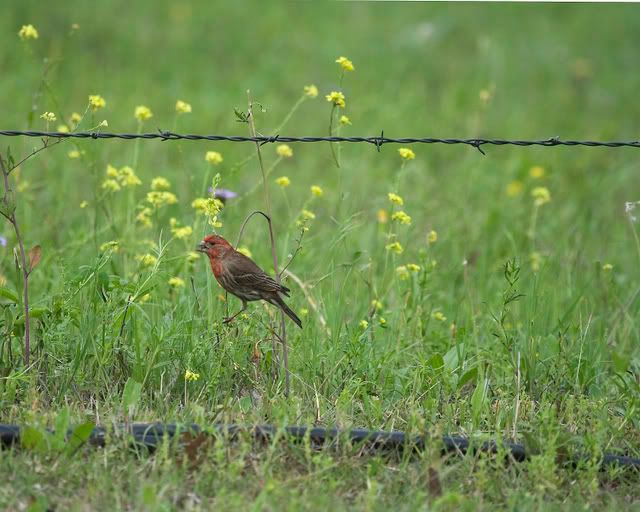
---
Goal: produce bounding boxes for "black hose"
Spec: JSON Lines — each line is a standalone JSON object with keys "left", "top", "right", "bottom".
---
{"left": 0, "top": 423, "right": 637, "bottom": 470}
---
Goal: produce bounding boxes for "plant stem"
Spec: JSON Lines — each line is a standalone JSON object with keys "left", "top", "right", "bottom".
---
{"left": 246, "top": 90, "right": 290, "bottom": 396}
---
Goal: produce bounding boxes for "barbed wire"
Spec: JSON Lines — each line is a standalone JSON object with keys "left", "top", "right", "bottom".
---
{"left": 2, "top": 129, "right": 640, "bottom": 155}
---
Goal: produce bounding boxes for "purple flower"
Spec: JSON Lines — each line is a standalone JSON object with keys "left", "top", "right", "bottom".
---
{"left": 209, "top": 187, "right": 238, "bottom": 204}
{"left": 0, "top": 236, "right": 6, "bottom": 247}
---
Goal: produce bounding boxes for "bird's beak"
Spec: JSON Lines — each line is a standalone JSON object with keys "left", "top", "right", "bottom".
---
{"left": 195, "top": 241, "right": 207, "bottom": 253}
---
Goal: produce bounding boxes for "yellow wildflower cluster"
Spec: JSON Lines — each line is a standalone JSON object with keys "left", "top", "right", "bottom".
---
{"left": 335, "top": 56, "right": 355, "bottom": 72}
{"left": 296, "top": 209, "right": 316, "bottom": 232}
{"left": 325, "top": 91, "right": 346, "bottom": 108}
{"left": 275, "top": 176, "right": 290, "bottom": 187}
{"left": 191, "top": 197, "right": 223, "bottom": 227}
{"left": 147, "top": 191, "right": 178, "bottom": 207}
{"left": 386, "top": 241, "right": 404, "bottom": 254}
{"left": 136, "top": 253, "right": 157, "bottom": 267}
{"left": 68, "top": 150, "right": 82, "bottom": 159}
{"left": 388, "top": 193, "right": 404, "bottom": 206}
{"left": 134, "top": 105, "right": 153, "bottom": 121}
{"left": 432, "top": 311, "right": 447, "bottom": 322}
{"left": 136, "top": 207, "right": 153, "bottom": 228}
{"left": 40, "top": 112, "right": 56, "bottom": 122}
{"left": 175, "top": 100, "right": 192, "bottom": 114}
{"left": 371, "top": 299, "right": 383, "bottom": 311}
{"left": 391, "top": 211, "right": 412, "bottom": 225}
{"left": 89, "top": 94, "right": 106, "bottom": 111}
{"left": 168, "top": 277, "right": 185, "bottom": 288}
{"left": 277, "top": 145, "right": 293, "bottom": 158}
{"left": 427, "top": 230, "right": 438, "bottom": 243}
{"left": 151, "top": 177, "right": 171, "bottom": 191}
{"left": 602, "top": 263, "right": 613, "bottom": 272}
{"left": 396, "top": 263, "right": 421, "bottom": 280}
{"left": 304, "top": 85, "right": 319, "bottom": 98}
{"left": 57, "top": 124, "right": 69, "bottom": 133}
{"left": 102, "top": 164, "right": 142, "bottom": 191}
{"left": 531, "top": 187, "right": 551, "bottom": 206}
{"left": 398, "top": 148, "right": 416, "bottom": 160}
{"left": 184, "top": 369, "right": 200, "bottom": 381}
{"left": 70, "top": 112, "right": 82, "bottom": 126}
{"left": 311, "top": 185, "right": 324, "bottom": 197}
{"left": 18, "top": 24, "right": 39, "bottom": 40}
{"left": 99, "top": 240, "right": 119, "bottom": 253}
{"left": 359, "top": 319, "right": 369, "bottom": 330}
{"left": 170, "top": 218, "right": 193, "bottom": 239}
{"left": 529, "top": 166, "right": 545, "bottom": 179}
{"left": 339, "top": 115, "right": 351, "bottom": 126}
{"left": 407, "top": 263, "right": 421, "bottom": 272}
{"left": 205, "top": 151, "right": 223, "bottom": 165}
{"left": 506, "top": 181, "right": 524, "bottom": 197}
{"left": 79, "top": 200, "right": 89, "bottom": 209}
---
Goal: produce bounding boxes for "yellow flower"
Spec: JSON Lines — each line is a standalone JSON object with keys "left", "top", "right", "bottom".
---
{"left": 99, "top": 240, "right": 119, "bottom": 253}
{"left": 205, "top": 151, "right": 223, "bottom": 165}
{"left": 136, "top": 208, "right": 153, "bottom": 228}
{"left": 391, "top": 211, "right": 412, "bottom": 225}
{"left": 139, "top": 293, "right": 151, "bottom": 303}
{"left": 106, "top": 164, "right": 119, "bottom": 178}
{"left": 168, "top": 277, "right": 185, "bottom": 288}
{"left": 396, "top": 265, "right": 410, "bottom": 280}
{"left": 57, "top": 124, "right": 69, "bottom": 133}
{"left": 602, "top": 263, "right": 613, "bottom": 272}
{"left": 119, "top": 166, "right": 142, "bottom": 187}
{"left": 301, "top": 209, "right": 316, "bottom": 221}
{"left": 311, "top": 185, "right": 324, "bottom": 197}
{"left": 99, "top": 120, "right": 109, "bottom": 127}
{"left": 18, "top": 24, "right": 39, "bottom": 40}
{"left": 377, "top": 209, "right": 388, "bottom": 223}
{"left": 68, "top": 150, "right": 81, "bottom": 159}
{"left": 237, "top": 247, "right": 252, "bottom": 258}
{"left": 275, "top": 176, "right": 291, "bottom": 187}
{"left": 427, "top": 230, "right": 438, "bottom": 244}
{"left": 79, "top": 200, "right": 89, "bottom": 209}
{"left": 325, "top": 91, "right": 346, "bottom": 108}
{"left": 70, "top": 112, "right": 82, "bottom": 125}
{"left": 529, "top": 166, "right": 545, "bottom": 179}
{"left": 40, "top": 112, "right": 56, "bottom": 122}
{"left": 386, "top": 241, "right": 404, "bottom": 254}
{"left": 530, "top": 251, "right": 542, "bottom": 272}
{"left": 151, "top": 177, "right": 171, "bottom": 191}
{"left": 398, "top": 148, "right": 415, "bottom": 160}
{"left": 407, "top": 263, "right": 421, "bottom": 272}
{"left": 432, "top": 311, "right": 447, "bottom": 322}
{"left": 371, "top": 299, "right": 383, "bottom": 311}
{"left": 88, "top": 94, "right": 106, "bottom": 111}
{"left": 335, "top": 56, "right": 355, "bottom": 72}
{"left": 276, "top": 144, "right": 293, "bottom": 158}
{"left": 359, "top": 319, "right": 369, "bottom": 330}
{"left": 147, "top": 191, "right": 178, "bottom": 207}
{"left": 171, "top": 223, "right": 193, "bottom": 240}
{"left": 479, "top": 89, "right": 492, "bottom": 103}
{"left": 379, "top": 317, "right": 387, "bottom": 328}
{"left": 101, "top": 179, "right": 121, "bottom": 192}
{"left": 300, "top": 308, "right": 309, "bottom": 317}
{"left": 134, "top": 105, "right": 153, "bottom": 121}
{"left": 506, "top": 181, "right": 524, "bottom": 197}
{"left": 136, "top": 253, "right": 158, "bottom": 267}
{"left": 531, "top": 187, "right": 551, "bottom": 206}
{"left": 339, "top": 115, "right": 352, "bottom": 126}
{"left": 303, "top": 85, "right": 318, "bottom": 98}
{"left": 387, "top": 193, "right": 404, "bottom": 206}
{"left": 175, "top": 100, "right": 192, "bottom": 114}
{"left": 184, "top": 369, "right": 200, "bottom": 381}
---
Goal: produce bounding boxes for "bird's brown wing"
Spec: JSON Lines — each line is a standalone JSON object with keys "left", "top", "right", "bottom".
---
{"left": 226, "top": 251, "right": 287, "bottom": 294}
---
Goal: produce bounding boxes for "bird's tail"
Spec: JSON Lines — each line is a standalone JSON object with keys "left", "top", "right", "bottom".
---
{"left": 272, "top": 294, "right": 302, "bottom": 328}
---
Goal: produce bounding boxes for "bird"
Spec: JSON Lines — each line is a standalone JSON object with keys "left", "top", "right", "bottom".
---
{"left": 196, "top": 234, "right": 302, "bottom": 328}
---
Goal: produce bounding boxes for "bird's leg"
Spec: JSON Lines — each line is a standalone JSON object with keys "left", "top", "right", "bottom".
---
{"left": 223, "top": 300, "right": 247, "bottom": 324}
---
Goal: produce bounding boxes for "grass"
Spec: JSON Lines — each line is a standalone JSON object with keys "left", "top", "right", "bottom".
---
{"left": 1, "top": 1, "right": 640, "bottom": 510}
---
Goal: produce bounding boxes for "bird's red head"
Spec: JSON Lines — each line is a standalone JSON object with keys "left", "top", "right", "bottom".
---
{"left": 196, "top": 234, "right": 233, "bottom": 259}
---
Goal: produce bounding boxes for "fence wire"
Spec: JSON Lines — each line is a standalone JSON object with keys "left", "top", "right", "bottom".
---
{"left": 2, "top": 130, "right": 640, "bottom": 155}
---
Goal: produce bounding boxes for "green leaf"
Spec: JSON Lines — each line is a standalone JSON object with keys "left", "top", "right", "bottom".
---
{"left": 458, "top": 367, "right": 478, "bottom": 389}
{"left": 0, "top": 286, "right": 19, "bottom": 303}
{"left": 21, "top": 426, "right": 46, "bottom": 451}
{"left": 53, "top": 407, "right": 70, "bottom": 450}
{"left": 122, "top": 378, "right": 142, "bottom": 417}
{"left": 426, "top": 353, "right": 444, "bottom": 371}
{"left": 66, "top": 422, "right": 95, "bottom": 455}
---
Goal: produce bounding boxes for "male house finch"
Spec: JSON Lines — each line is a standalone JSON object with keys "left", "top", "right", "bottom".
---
{"left": 196, "top": 234, "right": 302, "bottom": 328}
